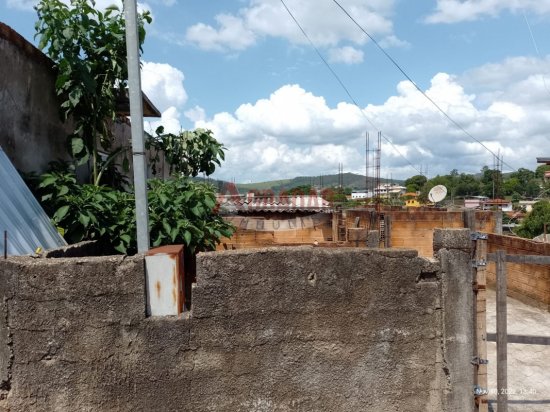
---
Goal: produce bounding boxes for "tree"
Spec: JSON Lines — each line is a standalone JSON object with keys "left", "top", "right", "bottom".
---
{"left": 516, "top": 200, "right": 550, "bottom": 239}
{"left": 480, "top": 166, "right": 503, "bottom": 198}
{"left": 284, "top": 185, "right": 316, "bottom": 196}
{"left": 35, "top": 0, "right": 152, "bottom": 184}
{"left": 33, "top": 0, "right": 234, "bottom": 255}
{"left": 147, "top": 127, "right": 226, "bottom": 177}
{"left": 535, "top": 165, "right": 550, "bottom": 179}
{"left": 455, "top": 173, "right": 480, "bottom": 197}
{"left": 404, "top": 175, "right": 427, "bottom": 193}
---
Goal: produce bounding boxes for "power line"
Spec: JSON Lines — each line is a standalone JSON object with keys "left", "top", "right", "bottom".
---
{"left": 278, "top": 0, "right": 422, "bottom": 175}
{"left": 331, "top": 0, "right": 517, "bottom": 172}
{"left": 522, "top": 10, "right": 550, "bottom": 97}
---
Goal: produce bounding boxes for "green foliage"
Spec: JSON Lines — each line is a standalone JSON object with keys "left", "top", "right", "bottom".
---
{"left": 535, "top": 165, "right": 550, "bottom": 179}
{"left": 454, "top": 173, "right": 480, "bottom": 197}
{"left": 35, "top": 0, "right": 151, "bottom": 182}
{"left": 37, "top": 165, "right": 135, "bottom": 253}
{"left": 404, "top": 174, "right": 427, "bottom": 193}
{"left": 516, "top": 201, "right": 550, "bottom": 239}
{"left": 37, "top": 168, "right": 234, "bottom": 254}
{"left": 284, "top": 185, "right": 316, "bottom": 196}
{"left": 504, "top": 168, "right": 539, "bottom": 198}
{"left": 147, "top": 127, "right": 226, "bottom": 177}
{"left": 148, "top": 178, "right": 234, "bottom": 253}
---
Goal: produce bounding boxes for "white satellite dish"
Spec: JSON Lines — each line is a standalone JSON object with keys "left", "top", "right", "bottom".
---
{"left": 428, "top": 185, "right": 447, "bottom": 203}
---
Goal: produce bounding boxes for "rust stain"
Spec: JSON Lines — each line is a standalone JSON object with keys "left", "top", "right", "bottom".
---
{"left": 172, "top": 266, "right": 178, "bottom": 305}
{"left": 155, "top": 280, "right": 161, "bottom": 299}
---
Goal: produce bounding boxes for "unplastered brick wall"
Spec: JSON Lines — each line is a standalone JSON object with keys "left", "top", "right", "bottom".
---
{"left": 0, "top": 230, "right": 475, "bottom": 411}
{"left": 487, "top": 234, "right": 550, "bottom": 311}
{"left": 218, "top": 215, "right": 333, "bottom": 250}
{"left": 387, "top": 210, "right": 497, "bottom": 258}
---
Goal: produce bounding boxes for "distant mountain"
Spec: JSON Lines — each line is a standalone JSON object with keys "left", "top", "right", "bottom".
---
{"left": 197, "top": 173, "right": 402, "bottom": 194}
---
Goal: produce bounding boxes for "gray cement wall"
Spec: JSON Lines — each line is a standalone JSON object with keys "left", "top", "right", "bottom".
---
{"left": 0, "top": 23, "right": 72, "bottom": 173}
{"left": 0, "top": 232, "right": 475, "bottom": 411}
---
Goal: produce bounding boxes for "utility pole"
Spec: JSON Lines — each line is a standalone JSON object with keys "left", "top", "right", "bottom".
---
{"left": 124, "top": 0, "right": 150, "bottom": 253}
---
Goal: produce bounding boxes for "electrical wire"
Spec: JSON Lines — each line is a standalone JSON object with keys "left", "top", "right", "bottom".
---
{"left": 331, "top": 0, "right": 517, "bottom": 173}
{"left": 279, "top": 0, "right": 422, "bottom": 175}
{"left": 522, "top": 10, "right": 550, "bottom": 97}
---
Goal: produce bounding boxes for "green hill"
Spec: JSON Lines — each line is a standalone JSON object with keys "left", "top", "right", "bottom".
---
{"left": 198, "top": 173, "right": 401, "bottom": 194}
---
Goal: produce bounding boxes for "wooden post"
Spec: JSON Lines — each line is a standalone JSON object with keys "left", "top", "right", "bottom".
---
{"left": 496, "top": 249, "right": 508, "bottom": 412}
{"left": 475, "top": 237, "right": 488, "bottom": 412}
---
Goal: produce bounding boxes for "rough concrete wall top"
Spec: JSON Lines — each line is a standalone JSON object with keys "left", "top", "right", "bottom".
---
{"left": 191, "top": 247, "right": 445, "bottom": 412}
{"left": 0, "top": 243, "right": 474, "bottom": 412}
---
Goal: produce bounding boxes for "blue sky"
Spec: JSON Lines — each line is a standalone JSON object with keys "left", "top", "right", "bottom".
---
{"left": 3, "top": 0, "right": 550, "bottom": 183}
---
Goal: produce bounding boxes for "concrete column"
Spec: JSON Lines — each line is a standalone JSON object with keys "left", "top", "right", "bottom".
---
{"left": 495, "top": 211, "right": 503, "bottom": 235}
{"left": 433, "top": 228, "right": 475, "bottom": 412}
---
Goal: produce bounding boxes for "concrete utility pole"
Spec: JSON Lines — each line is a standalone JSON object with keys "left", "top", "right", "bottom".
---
{"left": 124, "top": 0, "right": 150, "bottom": 253}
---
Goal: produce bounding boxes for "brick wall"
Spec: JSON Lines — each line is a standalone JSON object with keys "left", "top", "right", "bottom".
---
{"left": 487, "top": 234, "right": 550, "bottom": 311}
{"left": 387, "top": 210, "right": 497, "bottom": 258}
{"left": 219, "top": 209, "right": 499, "bottom": 254}
{"left": 217, "top": 214, "right": 333, "bottom": 249}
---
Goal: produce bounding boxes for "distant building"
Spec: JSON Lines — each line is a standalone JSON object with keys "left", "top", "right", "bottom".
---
{"left": 465, "top": 196, "right": 512, "bottom": 211}
{"left": 351, "top": 191, "right": 373, "bottom": 199}
{"left": 374, "top": 184, "right": 406, "bottom": 198}
{"left": 464, "top": 196, "right": 489, "bottom": 209}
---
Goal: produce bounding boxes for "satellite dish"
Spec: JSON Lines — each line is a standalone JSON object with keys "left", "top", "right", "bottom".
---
{"left": 428, "top": 185, "right": 447, "bottom": 203}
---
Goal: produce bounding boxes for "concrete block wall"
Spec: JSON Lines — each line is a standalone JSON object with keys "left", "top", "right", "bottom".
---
{"left": 487, "top": 234, "right": 550, "bottom": 311}
{"left": 0, "top": 233, "right": 475, "bottom": 411}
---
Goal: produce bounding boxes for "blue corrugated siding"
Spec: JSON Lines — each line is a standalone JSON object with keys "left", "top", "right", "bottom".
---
{"left": 0, "top": 147, "right": 66, "bottom": 256}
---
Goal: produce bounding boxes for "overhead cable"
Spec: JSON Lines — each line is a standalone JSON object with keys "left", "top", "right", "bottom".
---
{"left": 522, "top": 10, "right": 550, "bottom": 97}
{"left": 279, "top": 0, "right": 422, "bottom": 175}
{"left": 331, "top": 0, "right": 517, "bottom": 172}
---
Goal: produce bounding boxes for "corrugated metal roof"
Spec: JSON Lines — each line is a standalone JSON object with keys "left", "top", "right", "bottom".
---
{"left": 218, "top": 195, "right": 332, "bottom": 213}
{"left": 0, "top": 147, "right": 67, "bottom": 256}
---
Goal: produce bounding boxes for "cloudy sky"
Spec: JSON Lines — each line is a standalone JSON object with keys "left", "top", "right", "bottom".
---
{"left": 3, "top": 0, "right": 550, "bottom": 183}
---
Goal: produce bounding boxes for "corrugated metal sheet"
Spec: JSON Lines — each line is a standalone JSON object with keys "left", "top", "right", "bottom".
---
{"left": 217, "top": 195, "right": 333, "bottom": 213}
{"left": 0, "top": 147, "right": 67, "bottom": 256}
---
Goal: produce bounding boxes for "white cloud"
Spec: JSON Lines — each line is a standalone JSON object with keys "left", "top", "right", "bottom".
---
{"left": 146, "top": 106, "right": 182, "bottom": 135}
{"left": 426, "top": 0, "right": 550, "bottom": 24}
{"left": 141, "top": 61, "right": 187, "bottom": 113}
{"left": 328, "top": 46, "right": 364, "bottom": 64}
{"left": 184, "top": 106, "right": 207, "bottom": 123}
{"left": 6, "top": 0, "right": 35, "bottom": 11}
{"left": 379, "top": 35, "right": 410, "bottom": 49}
{"left": 184, "top": 0, "right": 396, "bottom": 52}
{"left": 185, "top": 13, "right": 256, "bottom": 51}
{"left": 189, "top": 57, "right": 550, "bottom": 182}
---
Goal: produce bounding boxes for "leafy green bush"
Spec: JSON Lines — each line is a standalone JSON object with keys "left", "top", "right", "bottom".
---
{"left": 36, "top": 168, "right": 234, "bottom": 254}
{"left": 148, "top": 178, "right": 233, "bottom": 253}
{"left": 516, "top": 200, "right": 550, "bottom": 239}
{"left": 38, "top": 166, "right": 136, "bottom": 253}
